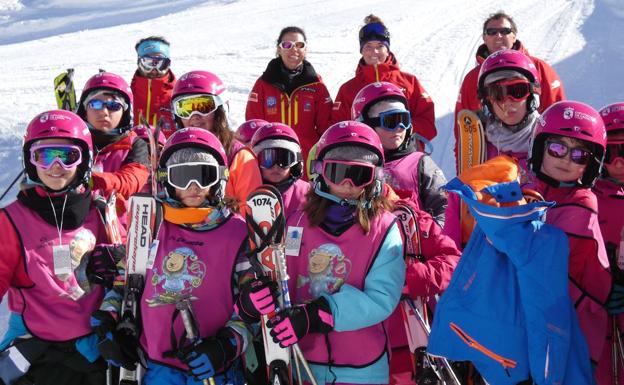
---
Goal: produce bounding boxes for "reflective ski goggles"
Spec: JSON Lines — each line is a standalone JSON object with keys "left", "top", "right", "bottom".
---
{"left": 138, "top": 55, "right": 171, "bottom": 72}
{"left": 278, "top": 40, "right": 306, "bottom": 50}
{"left": 359, "top": 22, "right": 390, "bottom": 41}
{"left": 86, "top": 99, "right": 125, "bottom": 111}
{"left": 545, "top": 140, "right": 592, "bottom": 165}
{"left": 166, "top": 162, "right": 223, "bottom": 190}
{"left": 486, "top": 79, "right": 531, "bottom": 102}
{"left": 258, "top": 148, "right": 299, "bottom": 169}
{"left": 363, "top": 109, "right": 411, "bottom": 131}
{"left": 605, "top": 142, "right": 624, "bottom": 164}
{"left": 30, "top": 144, "right": 83, "bottom": 170}
{"left": 172, "top": 94, "right": 222, "bottom": 119}
{"left": 322, "top": 160, "right": 377, "bottom": 188}
{"left": 484, "top": 27, "right": 514, "bottom": 36}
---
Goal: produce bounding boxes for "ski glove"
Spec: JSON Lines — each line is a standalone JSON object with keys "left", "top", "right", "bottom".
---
{"left": 234, "top": 276, "right": 279, "bottom": 323}
{"left": 606, "top": 282, "right": 624, "bottom": 315}
{"left": 266, "top": 297, "right": 334, "bottom": 348}
{"left": 181, "top": 327, "right": 241, "bottom": 380}
{"left": 90, "top": 310, "right": 138, "bottom": 370}
{"left": 86, "top": 244, "right": 126, "bottom": 288}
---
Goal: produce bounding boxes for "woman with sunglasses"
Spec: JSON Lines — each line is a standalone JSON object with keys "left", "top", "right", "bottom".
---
{"left": 245, "top": 26, "right": 333, "bottom": 169}
{"left": 528, "top": 101, "right": 613, "bottom": 384}
{"left": 250, "top": 122, "right": 309, "bottom": 219}
{"left": 444, "top": 49, "right": 543, "bottom": 248}
{"left": 76, "top": 72, "right": 150, "bottom": 219}
{"left": 352, "top": 81, "right": 447, "bottom": 227}
{"left": 240, "top": 121, "right": 405, "bottom": 384}
{"left": 594, "top": 103, "right": 624, "bottom": 385}
{"left": 452, "top": 11, "right": 565, "bottom": 172}
{"left": 332, "top": 15, "right": 436, "bottom": 145}
{"left": 0, "top": 110, "right": 120, "bottom": 384}
{"left": 131, "top": 36, "right": 177, "bottom": 137}
{"left": 119, "top": 127, "right": 251, "bottom": 385}
{"left": 172, "top": 70, "right": 262, "bottom": 212}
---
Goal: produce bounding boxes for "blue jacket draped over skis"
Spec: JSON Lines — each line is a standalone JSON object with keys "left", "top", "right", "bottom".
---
{"left": 428, "top": 178, "right": 593, "bottom": 385}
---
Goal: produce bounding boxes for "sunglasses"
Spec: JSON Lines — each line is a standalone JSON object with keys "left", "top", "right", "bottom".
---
{"left": 605, "top": 142, "right": 624, "bottom": 164}
{"left": 258, "top": 148, "right": 299, "bottom": 169}
{"left": 138, "top": 55, "right": 171, "bottom": 72}
{"left": 278, "top": 40, "right": 306, "bottom": 50}
{"left": 172, "top": 94, "right": 222, "bottom": 119}
{"left": 359, "top": 22, "right": 390, "bottom": 41}
{"left": 30, "top": 144, "right": 83, "bottom": 170}
{"left": 322, "top": 160, "right": 377, "bottom": 188}
{"left": 167, "top": 162, "right": 222, "bottom": 190}
{"left": 87, "top": 99, "right": 125, "bottom": 111}
{"left": 484, "top": 27, "right": 514, "bottom": 36}
{"left": 545, "top": 140, "right": 593, "bottom": 165}
{"left": 363, "top": 109, "right": 411, "bottom": 131}
{"left": 486, "top": 79, "right": 531, "bottom": 102}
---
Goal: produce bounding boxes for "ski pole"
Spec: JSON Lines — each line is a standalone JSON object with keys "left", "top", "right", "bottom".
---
{"left": 177, "top": 299, "right": 216, "bottom": 385}
{"left": 292, "top": 345, "right": 303, "bottom": 385}
{"left": 0, "top": 169, "right": 24, "bottom": 201}
{"left": 405, "top": 297, "right": 462, "bottom": 385}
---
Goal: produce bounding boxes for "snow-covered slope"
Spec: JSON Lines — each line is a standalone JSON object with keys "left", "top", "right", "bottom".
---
{"left": 0, "top": 0, "right": 623, "bottom": 333}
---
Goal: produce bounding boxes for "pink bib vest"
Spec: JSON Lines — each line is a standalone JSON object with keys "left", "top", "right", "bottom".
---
{"left": 139, "top": 214, "right": 247, "bottom": 370}
{"left": 286, "top": 210, "right": 396, "bottom": 367}
{"left": 594, "top": 178, "right": 624, "bottom": 247}
{"left": 384, "top": 151, "right": 424, "bottom": 203}
{"left": 4, "top": 200, "right": 104, "bottom": 341}
{"left": 282, "top": 179, "right": 310, "bottom": 221}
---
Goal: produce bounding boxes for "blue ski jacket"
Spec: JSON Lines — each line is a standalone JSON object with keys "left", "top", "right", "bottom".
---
{"left": 428, "top": 178, "right": 593, "bottom": 385}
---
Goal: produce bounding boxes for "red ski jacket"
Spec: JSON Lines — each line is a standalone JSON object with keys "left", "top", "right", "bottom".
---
{"left": 331, "top": 53, "right": 437, "bottom": 141}
{"left": 453, "top": 41, "right": 566, "bottom": 172}
{"left": 131, "top": 70, "right": 177, "bottom": 138}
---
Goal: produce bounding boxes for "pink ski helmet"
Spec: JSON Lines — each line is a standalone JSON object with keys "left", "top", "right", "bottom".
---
{"left": 171, "top": 70, "right": 227, "bottom": 129}
{"left": 599, "top": 102, "right": 624, "bottom": 134}
{"left": 236, "top": 119, "right": 269, "bottom": 145}
{"left": 478, "top": 50, "right": 541, "bottom": 114}
{"left": 23, "top": 110, "right": 93, "bottom": 191}
{"left": 351, "top": 81, "right": 408, "bottom": 121}
{"left": 251, "top": 123, "right": 303, "bottom": 177}
{"left": 529, "top": 101, "right": 606, "bottom": 187}
{"left": 76, "top": 72, "right": 134, "bottom": 132}
{"left": 316, "top": 121, "right": 385, "bottom": 166}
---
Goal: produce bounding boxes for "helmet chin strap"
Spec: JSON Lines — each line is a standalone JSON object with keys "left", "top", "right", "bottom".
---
{"left": 313, "top": 179, "right": 371, "bottom": 209}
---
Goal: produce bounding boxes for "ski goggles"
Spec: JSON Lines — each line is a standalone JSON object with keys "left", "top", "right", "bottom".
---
{"left": 484, "top": 27, "right": 514, "bottom": 36}
{"left": 278, "top": 40, "right": 306, "bottom": 50}
{"left": 605, "top": 142, "right": 624, "bottom": 164}
{"left": 486, "top": 79, "right": 531, "bottom": 102}
{"left": 30, "top": 144, "right": 82, "bottom": 170}
{"left": 545, "top": 140, "right": 593, "bottom": 165}
{"left": 86, "top": 99, "right": 125, "bottom": 111}
{"left": 138, "top": 55, "right": 171, "bottom": 72}
{"left": 258, "top": 148, "right": 299, "bottom": 169}
{"left": 363, "top": 109, "right": 411, "bottom": 131}
{"left": 322, "top": 160, "right": 377, "bottom": 188}
{"left": 172, "top": 94, "right": 222, "bottom": 119}
{"left": 166, "top": 162, "right": 223, "bottom": 190}
{"left": 359, "top": 22, "right": 390, "bottom": 41}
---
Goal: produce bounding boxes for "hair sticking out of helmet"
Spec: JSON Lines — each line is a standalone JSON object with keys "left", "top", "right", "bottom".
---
{"left": 528, "top": 100, "right": 606, "bottom": 187}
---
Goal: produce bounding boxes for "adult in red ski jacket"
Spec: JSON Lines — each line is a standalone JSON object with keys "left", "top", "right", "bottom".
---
{"left": 332, "top": 15, "right": 436, "bottom": 142}
{"left": 245, "top": 26, "right": 332, "bottom": 167}
{"left": 453, "top": 11, "right": 565, "bottom": 172}
{"left": 131, "top": 36, "right": 177, "bottom": 138}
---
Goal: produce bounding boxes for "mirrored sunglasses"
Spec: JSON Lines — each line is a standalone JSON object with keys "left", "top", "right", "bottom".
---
{"left": 484, "top": 27, "right": 514, "bottom": 36}
{"left": 167, "top": 162, "right": 221, "bottom": 190}
{"left": 363, "top": 109, "right": 411, "bottom": 131}
{"left": 30, "top": 144, "right": 83, "bottom": 170}
{"left": 172, "top": 94, "right": 222, "bottom": 119}
{"left": 87, "top": 99, "right": 125, "bottom": 111}
{"left": 545, "top": 140, "right": 592, "bottom": 165}
{"left": 278, "top": 40, "right": 306, "bottom": 50}
{"left": 258, "top": 148, "right": 298, "bottom": 169}
{"left": 322, "top": 160, "right": 376, "bottom": 188}
{"left": 487, "top": 80, "right": 531, "bottom": 102}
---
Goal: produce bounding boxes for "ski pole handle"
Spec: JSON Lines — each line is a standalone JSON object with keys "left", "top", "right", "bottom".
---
{"left": 178, "top": 301, "right": 216, "bottom": 385}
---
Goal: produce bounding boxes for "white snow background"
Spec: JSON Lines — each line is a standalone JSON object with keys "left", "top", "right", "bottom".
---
{"left": 0, "top": 0, "right": 623, "bottom": 335}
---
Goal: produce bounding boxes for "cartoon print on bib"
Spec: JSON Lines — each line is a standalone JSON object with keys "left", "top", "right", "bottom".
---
{"left": 297, "top": 243, "right": 351, "bottom": 297}
{"left": 59, "top": 228, "right": 96, "bottom": 300}
{"left": 147, "top": 246, "right": 206, "bottom": 306}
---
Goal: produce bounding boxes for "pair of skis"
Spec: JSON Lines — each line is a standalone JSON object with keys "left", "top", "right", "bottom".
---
{"left": 392, "top": 201, "right": 461, "bottom": 385}
{"left": 245, "top": 185, "right": 317, "bottom": 385}
{"left": 138, "top": 114, "right": 165, "bottom": 196}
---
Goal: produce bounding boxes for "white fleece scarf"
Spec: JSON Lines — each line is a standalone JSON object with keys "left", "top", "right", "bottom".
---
{"left": 485, "top": 112, "right": 538, "bottom": 154}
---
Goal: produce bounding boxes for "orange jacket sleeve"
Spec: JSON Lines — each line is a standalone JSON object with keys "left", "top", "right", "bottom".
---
{"left": 225, "top": 148, "right": 262, "bottom": 213}
{"left": 0, "top": 210, "right": 32, "bottom": 299}
{"left": 245, "top": 79, "right": 266, "bottom": 120}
